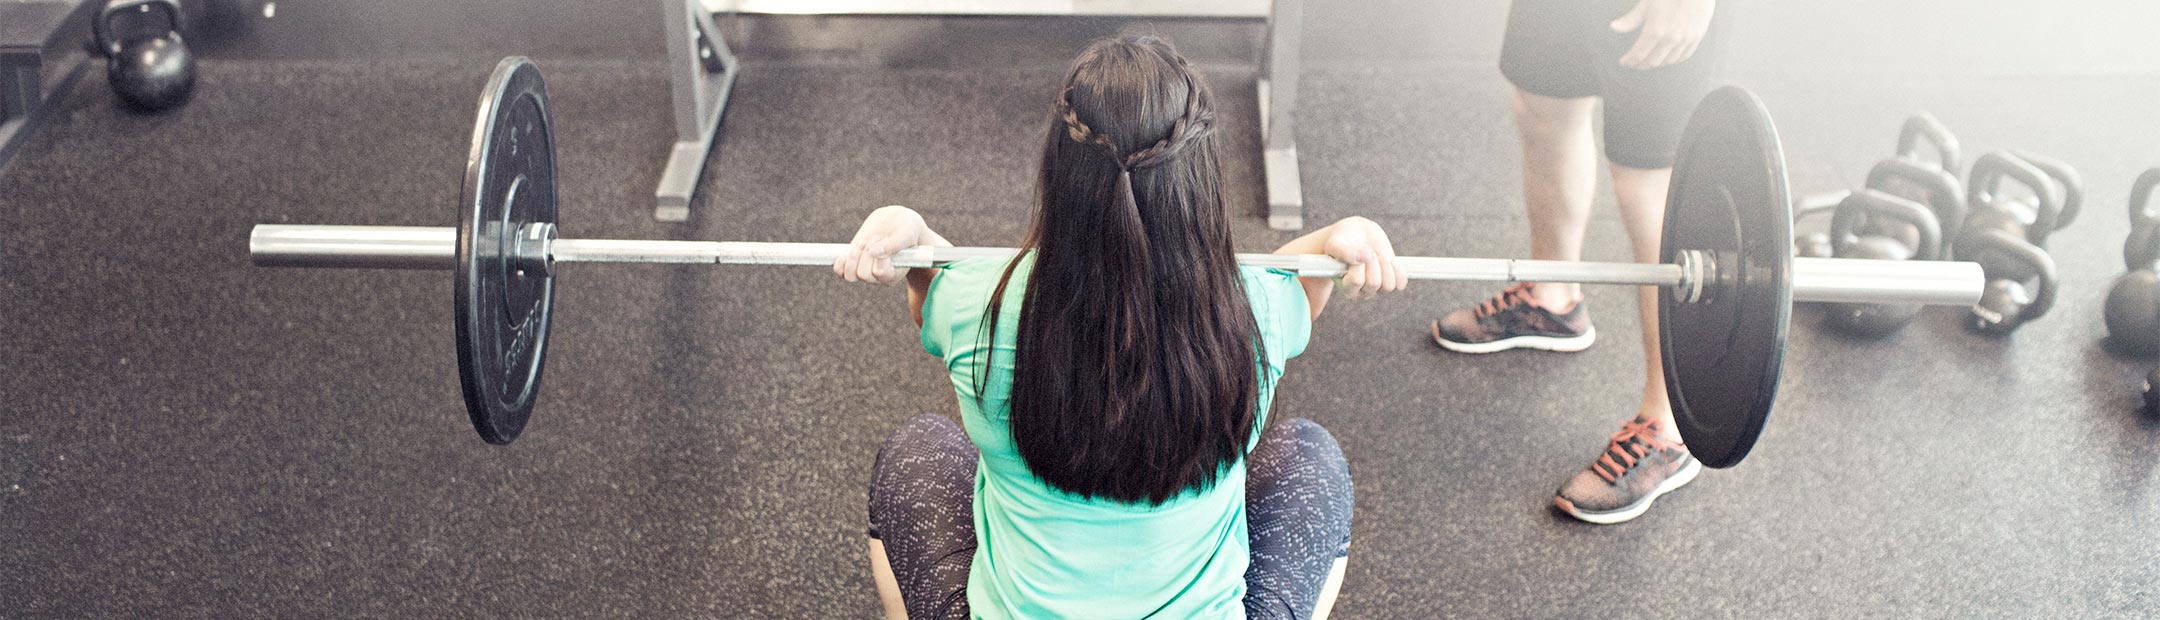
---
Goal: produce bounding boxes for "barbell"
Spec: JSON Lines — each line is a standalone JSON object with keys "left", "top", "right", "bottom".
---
{"left": 248, "top": 57, "right": 1985, "bottom": 468}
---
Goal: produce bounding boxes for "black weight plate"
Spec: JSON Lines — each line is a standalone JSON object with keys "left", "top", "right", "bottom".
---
{"left": 1659, "top": 86, "right": 1792, "bottom": 469}
{"left": 456, "top": 57, "right": 556, "bottom": 445}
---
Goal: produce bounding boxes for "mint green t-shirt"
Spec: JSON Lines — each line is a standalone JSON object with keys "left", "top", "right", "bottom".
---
{"left": 918, "top": 255, "right": 1312, "bottom": 620}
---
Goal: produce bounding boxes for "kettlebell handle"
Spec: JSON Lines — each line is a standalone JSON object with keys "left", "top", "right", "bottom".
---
{"left": 1896, "top": 113, "right": 1960, "bottom": 175}
{"left": 2013, "top": 150, "right": 2084, "bottom": 237}
{"left": 1965, "top": 227, "right": 2059, "bottom": 322}
{"left": 94, "top": 0, "right": 184, "bottom": 58}
{"left": 2132, "top": 168, "right": 2160, "bottom": 226}
{"left": 1864, "top": 158, "right": 1966, "bottom": 237}
{"left": 2127, "top": 168, "right": 2160, "bottom": 270}
{"left": 1831, "top": 189, "right": 1944, "bottom": 260}
{"left": 1966, "top": 151, "right": 2062, "bottom": 242}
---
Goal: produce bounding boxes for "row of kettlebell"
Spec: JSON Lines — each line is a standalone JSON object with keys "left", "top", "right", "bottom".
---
{"left": 1794, "top": 115, "right": 2081, "bottom": 337}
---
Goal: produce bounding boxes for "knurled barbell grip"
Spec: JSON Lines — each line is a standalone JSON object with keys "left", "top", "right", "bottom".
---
{"left": 558, "top": 240, "right": 1691, "bottom": 287}
{"left": 247, "top": 224, "right": 1984, "bottom": 306}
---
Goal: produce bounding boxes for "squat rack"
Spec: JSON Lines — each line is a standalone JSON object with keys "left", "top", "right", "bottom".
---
{"left": 656, "top": 1, "right": 1307, "bottom": 227}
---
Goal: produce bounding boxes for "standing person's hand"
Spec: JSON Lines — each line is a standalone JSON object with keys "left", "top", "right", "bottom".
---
{"left": 1610, "top": 0, "right": 1715, "bottom": 70}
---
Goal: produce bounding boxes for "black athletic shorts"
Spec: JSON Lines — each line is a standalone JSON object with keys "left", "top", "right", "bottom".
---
{"left": 1498, "top": 0, "right": 1729, "bottom": 169}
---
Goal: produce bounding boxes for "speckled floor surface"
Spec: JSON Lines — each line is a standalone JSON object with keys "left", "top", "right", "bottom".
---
{"left": 2, "top": 43, "right": 2157, "bottom": 619}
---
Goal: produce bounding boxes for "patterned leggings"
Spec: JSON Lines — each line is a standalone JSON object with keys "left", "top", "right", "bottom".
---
{"left": 866, "top": 413, "right": 1354, "bottom": 620}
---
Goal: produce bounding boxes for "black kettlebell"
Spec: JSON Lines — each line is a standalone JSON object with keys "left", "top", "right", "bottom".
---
{"left": 1865, "top": 157, "right": 1965, "bottom": 247}
{"left": 2103, "top": 168, "right": 2160, "bottom": 355}
{"left": 1896, "top": 113, "right": 1961, "bottom": 175}
{"left": 95, "top": 0, "right": 195, "bottom": 113}
{"left": 1962, "top": 152, "right": 2065, "bottom": 246}
{"left": 1957, "top": 153, "right": 2060, "bottom": 336}
{"left": 1958, "top": 227, "right": 2059, "bottom": 335}
{"left": 1823, "top": 190, "right": 1944, "bottom": 336}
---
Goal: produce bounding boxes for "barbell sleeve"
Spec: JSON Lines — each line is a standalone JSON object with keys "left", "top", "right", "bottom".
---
{"left": 251, "top": 225, "right": 455, "bottom": 269}
{"left": 247, "top": 224, "right": 1984, "bottom": 306}
{"left": 1791, "top": 255, "right": 1980, "bottom": 306}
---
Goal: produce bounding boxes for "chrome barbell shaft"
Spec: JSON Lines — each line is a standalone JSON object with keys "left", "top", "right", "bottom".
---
{"left": 250, "top": 225, "right": 1688, "bottom": 284}
{"left": 552, "top": 238, "right": 1685, "bottom": 285}
{"left": 248, "top": 224, "right": 1983, "bottom": 306}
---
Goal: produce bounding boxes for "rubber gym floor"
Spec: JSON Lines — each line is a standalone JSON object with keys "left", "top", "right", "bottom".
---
{"left": 4, "top": 6, "right": 2158, "bottom": 619}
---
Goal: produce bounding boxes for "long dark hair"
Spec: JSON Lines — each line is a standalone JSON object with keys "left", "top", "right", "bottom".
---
{"left": 980, "top": 36, "right": 1263, "bottom": 505}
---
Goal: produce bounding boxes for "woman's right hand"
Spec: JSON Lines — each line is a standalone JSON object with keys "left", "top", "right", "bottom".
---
{"left": 834, "top": 206, "right": 928, "bottom": 286}
{"left": 1322, "top": 217, "right": 1409, "bottom": 299}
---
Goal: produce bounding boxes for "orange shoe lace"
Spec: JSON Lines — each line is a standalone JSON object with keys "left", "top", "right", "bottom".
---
{"left": 1473, "top": 283, "right": 1539, "bottom": 319}
{"left": 1591, "top": 418, "right": 1681, "bottom": 483}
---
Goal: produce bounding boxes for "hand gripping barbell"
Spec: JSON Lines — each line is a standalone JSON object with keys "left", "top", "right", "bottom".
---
{"left": 247, "top": 58, "right": 1985, "bottom": 468}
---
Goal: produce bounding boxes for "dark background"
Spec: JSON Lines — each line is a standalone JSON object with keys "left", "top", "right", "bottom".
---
{"left": 175, "top": 0, "right": 2160, "bottom": 74}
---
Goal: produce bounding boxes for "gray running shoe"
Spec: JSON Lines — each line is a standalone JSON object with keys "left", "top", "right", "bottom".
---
{"left": 1431, "top": 283, "right": 1595, "bottom": 353}
{"left": 1553, "top": 416, "right": 1700, "bottom": 524}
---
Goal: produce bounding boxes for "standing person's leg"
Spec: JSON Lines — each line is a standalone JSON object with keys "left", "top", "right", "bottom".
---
{"left": 1517, "top": 90, "right": 1601, "bottom": 308}
{"left": 1612, "top": 163, "right": 1676, "bottom": 435}
{"left": 1242, "top": 418, "right": 1354, "bottom": 620}
{"left": 1552, "top": 0, "right": 1728, "bottom": 525}
{"left": 1549, "top": 168, "right": 1697, "bottom": 527}
{"left": 866, "top": 413, "right": 978, "bottom": 620}
{"left": 1433, "top": 0, "right": 1602, "bottom": 354}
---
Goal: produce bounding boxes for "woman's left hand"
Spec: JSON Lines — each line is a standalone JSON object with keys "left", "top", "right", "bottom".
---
{"left": 835, "top": 206, "right": 928, "bottom": 286}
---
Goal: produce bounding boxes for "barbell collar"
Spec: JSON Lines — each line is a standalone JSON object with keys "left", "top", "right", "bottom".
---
{"left": 247, "top": 224, "right": 1982, "bottom": 306}
{"left": 1673, "top": 249, "right": 1709, "bottom": 304}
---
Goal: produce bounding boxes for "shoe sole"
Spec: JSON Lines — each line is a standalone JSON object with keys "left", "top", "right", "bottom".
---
{"left": 1553, "top": 457, "right": 1702, "bottom": 525}
{"left": 1430, "top": 321, "right": 1597, "bottom": 354}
